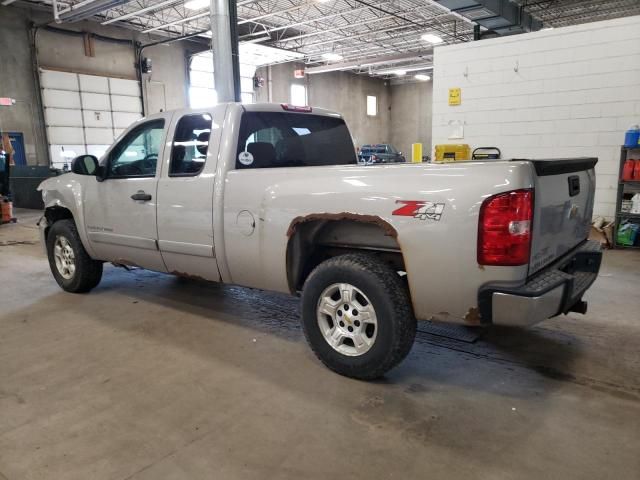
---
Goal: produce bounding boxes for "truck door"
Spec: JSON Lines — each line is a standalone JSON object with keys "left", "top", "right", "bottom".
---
{"left": 155, "top": 109, "right": 224, "bottom": 281}
{"left": 84, "top": 118, "right": 167, "bottom": 271}
{"left": 220, "top": 107, "right": 356, "bottom": 292}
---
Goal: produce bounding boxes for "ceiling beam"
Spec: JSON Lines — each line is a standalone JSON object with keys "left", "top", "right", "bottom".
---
{"left": 305, "top": 49, "right": 433, "bottom": 74}
{"left": 101, "top": 0, "right": 180, "bottom": 25}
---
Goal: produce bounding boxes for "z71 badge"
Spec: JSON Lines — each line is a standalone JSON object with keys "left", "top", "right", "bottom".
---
{"left": 392, "top": 200, "right": 445, "bottom": 221}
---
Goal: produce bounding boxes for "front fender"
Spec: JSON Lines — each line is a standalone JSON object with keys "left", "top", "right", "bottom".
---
{"left": 38, "top": 175, "right": 97, "bottom": 258}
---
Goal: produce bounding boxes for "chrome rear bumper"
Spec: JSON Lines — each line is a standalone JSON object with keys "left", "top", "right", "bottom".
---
{"left": 479, "top": 240, "right": 602, "bottom": 327}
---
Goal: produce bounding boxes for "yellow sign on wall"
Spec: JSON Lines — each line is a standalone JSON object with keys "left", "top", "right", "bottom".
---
{"left": 448, "top": 88, "right": 461, "bottom": 106}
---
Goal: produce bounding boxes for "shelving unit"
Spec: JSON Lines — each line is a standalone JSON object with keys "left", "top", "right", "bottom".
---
{"left": 614, "top": 146, "right": 640, "bottom": 249}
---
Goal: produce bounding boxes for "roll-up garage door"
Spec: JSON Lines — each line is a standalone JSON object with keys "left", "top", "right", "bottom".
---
{"left": 40, "top": 69, "right": 142, "bottom": 169}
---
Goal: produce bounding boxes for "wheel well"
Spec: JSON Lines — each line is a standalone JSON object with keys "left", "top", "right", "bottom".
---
{"left": 286, "top": 216, "right": 406, "bottom": 293}
{"left": 44, "top": 206, "right": 74, "bottom": 239}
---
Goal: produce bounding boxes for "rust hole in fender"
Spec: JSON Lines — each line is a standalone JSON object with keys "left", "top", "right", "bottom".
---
{"left": 286, "top": 212, "right": 398, "bottom": 239}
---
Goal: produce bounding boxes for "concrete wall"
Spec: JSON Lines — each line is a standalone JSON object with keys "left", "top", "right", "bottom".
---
{"left": 0, "top": 5, "right": 195, "bottom": 165}
{"left": 256, "top": 63, "right": 391, "bottom": 149}
{"left": 142, "top": 43, "right": 191, "bottom": 114}
{"left": 390, "top": 81, "right": 433, "bottom": 160}
{"left": 256, "top": 63, "right": 434, "bottom": 157}
{"left": 432, "top": 15, "right": 640, "bottom": 220}
{"left": 0, "top": 7, "right": 47, "bottom": 165}
{"left": 37, "top": 29, "right": 136, "bottom": 78}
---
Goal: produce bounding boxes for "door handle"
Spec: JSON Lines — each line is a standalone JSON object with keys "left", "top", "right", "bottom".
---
{"left": 131, "top": 191, "right": 152, "bottom": 201}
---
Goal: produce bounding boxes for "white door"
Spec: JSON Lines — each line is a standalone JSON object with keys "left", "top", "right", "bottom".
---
{"left": 84, "top": 118, "right": 168, "bottom": 271}
{"left": 155, "top": 109, "right": 225, "bottom": 281}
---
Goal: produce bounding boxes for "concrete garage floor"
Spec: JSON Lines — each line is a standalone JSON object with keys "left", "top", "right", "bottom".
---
{"left": 1, "top": 210, "right": 639, "bottom": 480}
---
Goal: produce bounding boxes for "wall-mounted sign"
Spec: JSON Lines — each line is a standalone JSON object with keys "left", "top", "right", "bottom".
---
{"left": 448, "top": 88, "right": 461, "bottom": 106}
{"left": 0, "top": 98, "right": 16, "bottom": 107}
{"left": 294, "top": 69, "right": 305, "bottom": 79}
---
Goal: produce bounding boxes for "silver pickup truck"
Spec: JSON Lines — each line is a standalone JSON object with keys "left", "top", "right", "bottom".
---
{"left": 38, "top": 103, "right": 602, "bottom": 379}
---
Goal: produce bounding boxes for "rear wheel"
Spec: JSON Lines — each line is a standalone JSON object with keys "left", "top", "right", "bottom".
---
{"left": 301, "top": 253, "right": 416, "bottom": 380}
{"left": 46, "top": 219, "right": 103, "bottom": 293}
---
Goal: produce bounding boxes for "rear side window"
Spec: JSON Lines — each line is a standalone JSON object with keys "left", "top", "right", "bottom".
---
{"left": 235, "top": 112, "right": 356, "bottom": 169}
{"left": 169, "top": 113, "right": 212, "bottom": 176}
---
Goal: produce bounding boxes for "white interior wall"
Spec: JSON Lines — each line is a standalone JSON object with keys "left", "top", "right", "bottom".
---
{"left": 432, "top": 15, "right": 640, "bottom": 220}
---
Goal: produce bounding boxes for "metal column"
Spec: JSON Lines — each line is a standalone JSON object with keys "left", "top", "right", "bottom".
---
{"left": 210, "top": 0, "right": 241, "bottom": 102}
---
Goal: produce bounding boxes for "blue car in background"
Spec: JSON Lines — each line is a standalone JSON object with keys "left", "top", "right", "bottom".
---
{"left": 358, "top": 144, "right": 406, "bottom": 164}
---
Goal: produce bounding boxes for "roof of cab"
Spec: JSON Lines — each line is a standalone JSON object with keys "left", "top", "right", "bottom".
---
{"left": 134, "top": 102, "right": 343, "bottom": 124}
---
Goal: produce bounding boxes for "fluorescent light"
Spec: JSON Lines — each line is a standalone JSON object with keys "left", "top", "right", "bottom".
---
{"left": 415, "top": 74, "right": 431, "bottom": 81}
{"left": 322, "top": 52, "right": 343, "bottom": 61}
{"left": 421, "top": 33, "right": 443, "bottom": 44}
{"left": 394, "top": 69, "right": 407, "bottom": 76}
{"left": 316, "top": 0, "right": 331, "bottom": 2}
{"left": 185, "top": 0, "right": 209, "bottom": 10}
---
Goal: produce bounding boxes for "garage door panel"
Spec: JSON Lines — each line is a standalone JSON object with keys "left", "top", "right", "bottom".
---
{"left": 111, "top": 95, "right": 142, "bottom": 113}
{"left": 85, "top": 128, "right": 115, "bottom": 144}
{"left": 82, "top": 110, "right": 113, "bottom": 128}
{"left": 86, "top": 144, "right": 111, "bottom": 160}
{"left": 48, "top": 126, "right": 84, "bottom": 144}
{"left": 40, "top": 70, "right": 78, "bottom": 91}
{"left": 42, "top": 89, "right": 81, "bottom": 109}
{"left": 109, "top": 78, "right": 139, "bottom": 96}
{"left": 113, "top": 111, "right": 141, "bottom": 129}
{"left": 40, "top": 69, "right": 141, "bottom": 165}
{"left": 49, "top": 144, "right": 86, "bottom": 167}
{"left": 79, "top": 74, "right": 109, "bottom": 94}
{"left": 114, "top": 128, "right": 125, "bottom": 139}
{"left": 44, "top": 108, "right": 83, "bottom": 127}
{"left": 81, "top": 92, "right": 110, "bottom": 110}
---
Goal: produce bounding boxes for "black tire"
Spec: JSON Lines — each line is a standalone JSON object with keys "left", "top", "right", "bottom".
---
{"left": 301, "top": 253, "right": 416, "bottom": 380}
{"left": 46, "top": 219, "right": 103, "bottom": 293}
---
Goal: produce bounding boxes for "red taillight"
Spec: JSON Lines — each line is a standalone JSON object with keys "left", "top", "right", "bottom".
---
{"left": 478, "top": 189, "right": 533, "bottom": 266}
{"left": 281, "top": 103, "right": 312, "bottom": 112}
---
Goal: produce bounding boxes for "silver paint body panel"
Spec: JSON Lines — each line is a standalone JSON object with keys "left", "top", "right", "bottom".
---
{"left": 38, "top": 103, "right": 597, "bottom": 325}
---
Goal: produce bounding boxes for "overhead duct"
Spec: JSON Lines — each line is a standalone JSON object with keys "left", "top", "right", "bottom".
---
{"left": 433, "top": 0, "right": 542, "bottom": 37}
{"left": 53, "top": 0, "right": 132, "bottom": 23}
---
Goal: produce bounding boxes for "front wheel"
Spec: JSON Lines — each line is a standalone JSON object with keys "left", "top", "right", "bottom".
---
{"left": 46, "top": 219, "right": 103, "bottom": 293}
{"left": 301, "top": 253, "right": 416, "bottom": 380}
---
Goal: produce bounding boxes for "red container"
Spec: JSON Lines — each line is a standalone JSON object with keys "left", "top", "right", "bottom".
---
{"left": 622, "top": 159, "right": 636, "bottom": 181}
{"left": 634, "top": 160, "right": 640, "bottom": 180}
{"left": 1, "top": 200, "right": 12, "bottom": 223}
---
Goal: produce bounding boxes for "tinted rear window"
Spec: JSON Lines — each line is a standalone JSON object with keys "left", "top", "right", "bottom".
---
{"left": 236, "top": 111, "right": 356, "bottom": 169}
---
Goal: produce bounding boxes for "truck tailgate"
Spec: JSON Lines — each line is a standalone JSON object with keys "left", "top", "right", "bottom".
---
{"left": 528, "top": 158, "right": 597, "bottom": 274}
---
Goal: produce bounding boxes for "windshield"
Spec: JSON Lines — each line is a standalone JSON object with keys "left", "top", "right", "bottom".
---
{"left": 361, "top": 146, "right": 387, "bottom": 154}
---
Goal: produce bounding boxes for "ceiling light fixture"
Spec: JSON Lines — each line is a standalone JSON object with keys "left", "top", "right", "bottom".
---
{"left": 414, "top": 74, "right": 431, "bottom": 81}
{"left": 421, "top": 33, "right": 443, "bottom": 44}
{"left": 185, "top": 0, "right": 209, "bottom": 10}
{"left": 394, "top": 69, "right": 407, "bottom": 76}
{"left": 322, "top": 52, "right": 343, "bottom": 61}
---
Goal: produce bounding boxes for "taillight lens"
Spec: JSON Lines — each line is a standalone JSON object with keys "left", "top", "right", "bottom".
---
{"left": 281, "top": 103, "right": 312, "bottom": 112}
{"left": 478, "top": 189, "right": 533, "bottom": 266}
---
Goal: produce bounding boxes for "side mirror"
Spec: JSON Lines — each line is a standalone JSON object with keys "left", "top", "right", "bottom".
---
{"left": 71, "top": 155, "right": 99, "bottom": 176}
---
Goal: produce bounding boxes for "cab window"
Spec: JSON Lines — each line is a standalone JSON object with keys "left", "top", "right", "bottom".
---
{"left": 108, "top": 119, "right": 165, "bottom": 178}
{"left": 169, "top": 113, "right": 212, "bottom": 176}
{"left": 235, "top": 112, "right": 356, "bottom": 169}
